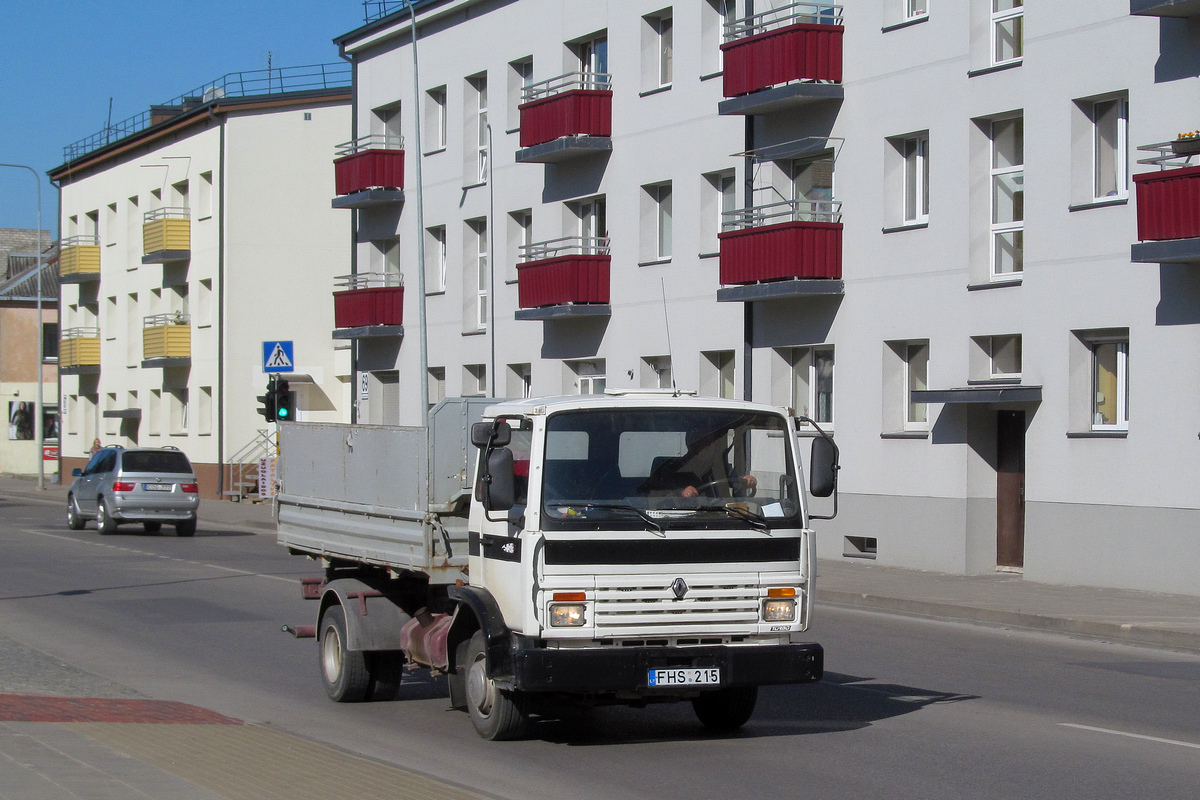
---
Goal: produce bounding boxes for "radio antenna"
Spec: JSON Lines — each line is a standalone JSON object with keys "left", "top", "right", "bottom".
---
{"left": 660, "top": 278, "right": 678, "bottom": 393}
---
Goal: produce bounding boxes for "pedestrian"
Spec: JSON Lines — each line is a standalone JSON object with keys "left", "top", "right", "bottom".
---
{"left": 90, "top": 437, "right": 102, "bottom": 455}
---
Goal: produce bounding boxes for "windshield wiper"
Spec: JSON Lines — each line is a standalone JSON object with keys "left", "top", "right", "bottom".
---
{"left": 582, "top": 503, "right": 666, "bottom": 536}
{"left": 699, "top": 504, "right": 770, "bottom": 532}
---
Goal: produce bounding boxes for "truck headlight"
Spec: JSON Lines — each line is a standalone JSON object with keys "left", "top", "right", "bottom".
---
{"left": 762, "top": 599, "right": 796, "bottom": 622}
{"left": 550, "top": 604, "right": 587, "bottom": 627}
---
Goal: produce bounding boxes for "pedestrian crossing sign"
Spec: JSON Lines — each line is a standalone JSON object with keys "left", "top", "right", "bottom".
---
{"left": 263, "top": 341, "right": 294, "bottom": 373}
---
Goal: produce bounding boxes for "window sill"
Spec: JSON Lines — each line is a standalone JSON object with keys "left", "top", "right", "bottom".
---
{"left": 505, "top": 127, "right": 520, "bottom": 135}
{"left": 968, "top": 60, "right": 1022, "bottom": 78}
{"left": 423, "top": 147, "right": 446, "bottom": 156}
{"left": 881, "top": 431, "right": 929, "bottom": 439}
{"left": 967, "top": 377, "right": 1021, "bottom": 386}
{"left": 699, "top": 251, "right": 719, "bottom": 259}
{"left": 882, "top": 15, "right": 929, "bottom": 33}
{"left": 462, "top": 181, "right": 487, "bottom": 191}
{"left": 639, "top": 85, "right": 672, "bottom": 98}
{"left": 1067, "top": 430, "right": 1128, "bottom": 439}
{"left": 882, "top": 221, "right": 929, "bottom": 234}
{"left": 1068, "top": 197, "right": 1129, "bottom": 213}
{"left": 700, "top": 70, "right": 723, "bottom": 82}
{"left": 967, "top": 278, "right": 1022, "bottom": 291}
{"left": 425, "top": 289, "right": 446, "bottom": 297}
{"left": 196, "top": 323, "right": 212, "bottom": 329}
{"left": 461, "top": 329, "right": 486, "bottom": 337}
{"left": 638, "top": 258, "right": 672, "bottom": 267}
{"left": 197, "top": 214, "right": 213, "bottom": 222}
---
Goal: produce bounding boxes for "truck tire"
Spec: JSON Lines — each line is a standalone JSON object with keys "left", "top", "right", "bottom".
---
{"left": 319, "top": 605, "right": 371, "bottom": 702}
{"left": 96, "top": 499, "right": 117, "bottom": 535}
{"left": 67, "top": 496, "right": 85, "bottom": 531}
{"left": 692, "top": 686, "right": 758, "bottom": 731}
{"left": 462, "top": 630, "right": 529, "bottom": 740}
{"left": 366, "top": 652, "right": 405, "bottom": 702}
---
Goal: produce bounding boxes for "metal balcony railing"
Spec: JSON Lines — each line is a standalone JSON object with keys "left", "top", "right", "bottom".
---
{"left": 519, "top": 236, "right": 611, "bottom": 262}
{"left": 63, "top": 63, "right": 352, "bottom": 162}
{"left": 61, "top": 235, "right": 99, "bottom": 248}
{"left": 522, "top": 72, "right": 613, "bottom": 103}
{"left": 724, "top": 1, "right": 843, "bottom": 42}
{"left": 335, "top": 272, "right": 404, "bottom": 290}
{"left": 1137, "top": 141, "right": 1200, "bottom": 170}
{"left": 335, "top": 133, "right": 405, "bottom": 157}
{"left": 143, "top": 313, "right": 191, "bottom": 327}
{"left": 62, "top": 327, "right": 100, "bottom": 339}
{"left": 143, "top": 207, "right": 190, "bottom": 223}
{"left": 722, "top": 199, "right": 842, "bottom": 231}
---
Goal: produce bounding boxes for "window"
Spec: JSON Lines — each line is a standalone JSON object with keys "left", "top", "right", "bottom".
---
{"left": 467, "top": 218, "right": 488, "bottom": 330}
{"left": 371, "top": 102, "right": 402, "bottom": 144}
{"left": 990, "top": 116, "right": 1023, "bottom": 279}
{"left": 576, "top": 196, "right": 607, "bottom": 253}
{"left": 578, "top": 34, "right": 610, "bottom": 87}
{"left": 508, "top": 58, "right": 533, "bottom": 129}
{"left": 198, "top": 172, "right": 213, "bottom": 219}
{"left": 903, "top": 342, "right": 930, "bottom": 429}
{"left": 42, "top": 322, "right": 58, "bottom": 362}
{"left": 992, "top": 0, "right": 1022, "bottom": 66}
{"left": 104, "top": 203, "right": 117, "bottom": 246}
{"left": 425, "top": 86, "right": 447, "bottom": 151}
{"left": 902, "top": 134, "right": 930, "bottom": 224}
{"left": 642, "top": 356, "right": 673, "bottom": 389}
{"left": 507, "top": 363, "right": 532, "bottom": 398}
{"left": 643, "top": 10, "right": 673, "bottom": 89}
{"left": 428, "top": 367, "right": 446, "bottom": 408}
{"left": 425, "top": 225, "right": 447, "bottom": 293}
{"left": 372, "top": 238, "right": 400, "bottom": 279}
{"left": 1092, "top": 97, "right": 1128, "bottom": 201}
{"left": 507, "top": 210, "right": 532, "bottom": 282}
{"left": 126, "top": 196, "right": 139, "bottom": 262}
{"left": 464, "top": 364, "right": 487, "bottom": 397}
{"left": 703, "top": 169, "right": 736, "bottom": 251}
{"left": 169, "top": 388, "right": 188, "bottom": 435}
{"left": 569, "top": 360, "right": 606, "bottom": 394}
{"left": 907, "top": 0, "right": 928, "bottom": 20}
{"left": 780, "top": 346, "right": 834, "bottom": 425}
{"left": 702, "top": 0, "right": 735, "bottom": 75}
{"left": 1091, "top": 340, "right": 1129, "bottom": 431}
{"left": 791, "top": 155, "right": 836, "bottom": 222}
{"left": 469, "top": 74, "right": 489, "bottom": 184}
{"left": 972, "top": 334, "right": 1022, "bottom": 380}
{"left": 702, "top": 350, "right": 736, "bottom": 399}
{"left": 198, "top": 386, "right": 212, "bottom": 436}
{"left": 148, "top": 390, "right": 161, "bottom": 437}
{"left": 642, "top": 182, "right": 673, "bottom": 261}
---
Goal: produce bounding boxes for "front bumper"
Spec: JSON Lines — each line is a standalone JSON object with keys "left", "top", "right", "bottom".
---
{"left": 509, "top": 641, "right": 823, "bottom": 694}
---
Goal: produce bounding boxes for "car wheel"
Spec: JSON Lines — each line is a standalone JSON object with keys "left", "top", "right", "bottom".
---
{"left": 319, "top": 605, "right": 370, "bottom": 702}
{"left": 462, "top": 630, "right": 529, "bottom": 740}
{"left": 175, "top": 518, "right": 197, "bottom": 537}
{"left": 143, "top": 522, "right": 162, "bottom": 534}
{"left": 67, "top": 495, "right": 85, "bottom": 531}
{"left": 96, "top": 498, "right": 117, "bottom": 535}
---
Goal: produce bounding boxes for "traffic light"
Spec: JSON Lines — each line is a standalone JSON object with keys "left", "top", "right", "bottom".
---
{"left": 273, "top": 380, "right": 293, "bottom": 421}
{"left": 256, "top": 380, "right": 278, "bottom": 422}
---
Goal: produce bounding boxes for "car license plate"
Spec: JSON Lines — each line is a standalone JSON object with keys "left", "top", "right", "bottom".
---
{"left": 647, "top": 667, "right": 720, "bottom": 687}
{"left": 143, "top": 483, "right": 172, "bottom": 492}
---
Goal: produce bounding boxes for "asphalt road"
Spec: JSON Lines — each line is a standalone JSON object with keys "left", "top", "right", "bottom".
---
{"left": 1, "top": 493, "right": 1197, "bottom": 800}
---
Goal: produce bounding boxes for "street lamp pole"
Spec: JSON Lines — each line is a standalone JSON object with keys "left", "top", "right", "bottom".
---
{"left": 402, "top": 0, "right": 430, "bottom": 429}
{"left": 0, "top": 163, "right": 46, "bottom": 490}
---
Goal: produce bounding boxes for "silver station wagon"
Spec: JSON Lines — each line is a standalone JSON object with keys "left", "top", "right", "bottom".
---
{"left": 67, "top": 446, "right": 200, "bottom": 536}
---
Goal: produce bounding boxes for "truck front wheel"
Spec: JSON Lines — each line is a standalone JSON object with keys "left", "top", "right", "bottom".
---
{"left": 319, "top": 605, "right": 370, "bottom": 702}
{"left": 462, "top": 631, "right": 529, "bottom": 740}
{"left": 692, "top": 686, "right": 758, "bottom": 731}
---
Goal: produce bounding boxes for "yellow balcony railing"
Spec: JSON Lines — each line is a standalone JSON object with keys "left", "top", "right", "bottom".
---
{"left": 59, "top": 235, "right": 101, "bottom": 280}
{"left": 142, "top": 313, "right": 191, "bottom": 360}
{"left": 142, "top": 207, "right": 190, "bottom": 257}
{"left": 60, "top": 327, "right": 101, "bottom": 368}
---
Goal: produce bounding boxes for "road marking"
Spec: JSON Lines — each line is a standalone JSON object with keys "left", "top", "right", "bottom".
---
{"left": 1060, "top": 723, "right": 1200, "bottom": 750}
{"left": 19, "top": 529, "right": 299, "bottom": 584}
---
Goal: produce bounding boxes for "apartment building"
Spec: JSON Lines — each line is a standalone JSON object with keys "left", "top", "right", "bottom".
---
{"left": 331, "top": 0, "right": 1199, "bottom": 596}
{"left": 50, "top": 65, "right": 352, "bottom": 498}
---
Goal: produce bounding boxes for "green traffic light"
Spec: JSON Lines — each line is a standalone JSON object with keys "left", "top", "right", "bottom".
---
{"left": 278, "top": 407, "right": 289, "bottom": 418}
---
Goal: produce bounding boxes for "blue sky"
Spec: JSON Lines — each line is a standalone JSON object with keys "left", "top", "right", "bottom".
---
{"left": 0, "top": 1, "right": 370, "bottom": 237}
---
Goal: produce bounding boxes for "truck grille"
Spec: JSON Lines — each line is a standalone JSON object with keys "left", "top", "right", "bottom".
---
{"left": 592, "top": 576, "right": 761, "bottom": 635}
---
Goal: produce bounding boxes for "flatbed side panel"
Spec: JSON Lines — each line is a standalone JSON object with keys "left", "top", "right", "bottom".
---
{"left": 279, "top": 422, "right": 429, "bottom": 510}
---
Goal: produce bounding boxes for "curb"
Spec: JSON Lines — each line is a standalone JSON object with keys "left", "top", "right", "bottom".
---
{"left": 818, "top": 591, "right": 1200, "bottom": 654}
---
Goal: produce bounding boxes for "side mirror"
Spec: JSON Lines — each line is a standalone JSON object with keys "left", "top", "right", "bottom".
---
{"left": 809, "top": 436, "right": 839, "bottom": 498}
{"left": 471, "top": 420, "right": 511, "bottom": 449}
{"left": 476, "top": 446, "right": 515, "bottom": 512}
{"left": 72, "top": 468, "right": 82, "bottom": 477}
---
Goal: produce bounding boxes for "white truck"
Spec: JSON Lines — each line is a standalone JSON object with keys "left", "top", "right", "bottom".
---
{"left": 277, "top": 391, "right": 838, "bottom": 739}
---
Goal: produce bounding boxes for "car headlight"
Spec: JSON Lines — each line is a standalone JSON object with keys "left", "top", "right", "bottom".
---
{"left": 763, "top": 599, "right": 796, "bottom": 622}
{"left": 550, "top": 603, "right": 587, "bottom": 627}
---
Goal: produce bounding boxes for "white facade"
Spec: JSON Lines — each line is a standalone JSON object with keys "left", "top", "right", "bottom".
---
{"left": 337, "top": 0, "right": 1200, "bottom": 595}
{"left": 53, "top": 82, "right": 351, "bottom": 496}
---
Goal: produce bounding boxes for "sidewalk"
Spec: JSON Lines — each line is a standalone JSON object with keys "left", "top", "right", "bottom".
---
{"left": 3, "top": 473, "right": 1200, "bottom": 653}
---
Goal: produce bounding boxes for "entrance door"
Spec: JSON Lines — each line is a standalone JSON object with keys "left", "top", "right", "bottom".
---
{"left": 996, "top": 410, "right": 1025, "bottom": 569}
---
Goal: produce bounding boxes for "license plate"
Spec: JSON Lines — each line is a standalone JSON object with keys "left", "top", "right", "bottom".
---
{"left": 143, "top": 483, "right": 172, "bottom": 492}
{"left": 647, "top": 667, "right": 721, "bottom": 687}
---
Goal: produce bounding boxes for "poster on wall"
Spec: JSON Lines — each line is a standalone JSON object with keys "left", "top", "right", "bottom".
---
{"left": 8, "top": 402, "right": 34, "bottom": 440}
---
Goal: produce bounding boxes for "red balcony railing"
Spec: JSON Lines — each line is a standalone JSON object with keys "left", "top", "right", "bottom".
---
{"left": 516, "top": 237, "right": 610, "bottom": 308}
{"left": 333, "top": 273, "right": 404, "bottom": 328}
{"left": 721, "top": 2, "right": 843, "bottom": 97}
{"left": 1133, "top": 141, "right": 1200, "bottom": 241}
{"left": 719, "top": 200, "right": 842, "bottom": 283}
{"left": 334, "top": 134, "right": 405, "bottom": 196}
{"left": 518, "top": 73, "right": 613, "bottom": 148}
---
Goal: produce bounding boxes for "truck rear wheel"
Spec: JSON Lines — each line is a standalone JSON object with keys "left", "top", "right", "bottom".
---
{"left": 462, "top": 631, "right": 529, "bottom": 740}
{"left": 692, "top": 686, "right": 758, "bottom": 731}
{"left": 366, "top": 652, "right": 405, "bottom": 702}
{"left": 319, "top": 605, "right": 370, "bottom": 702}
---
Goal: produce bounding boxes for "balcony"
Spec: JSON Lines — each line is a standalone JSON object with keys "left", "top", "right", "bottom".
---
{"left": 59, "top": 235, "right": 101, "bottom": 284}
{"left": 719, "top": 2, "right": 844, "bottom": 116}
{"left": 59, "top": 327, "right": 100, "bottom": 375}
{"left": 1130, "top": 0, "right": 1200, "bottom": 17}
{"left": 717, "top": 200, "right": 844, "bottom": 302}
{"left": 142, "top": 208, "right": 190, "bottom": 264}
{"left": 515, "top": 237, "right": 611, "bottom": 320}
{"left": 333, "top": 134, "right": 405, "bottom": 209}
{"left": 516, "top": 73, "right": 613, "bottom": 164}
{"left": 142, "top": 313, "right": 191, "bottom": 368}
{"left": 1131, "top": 141, "right": 1200, "bottom": 263}
{"left": 332, "top": 273, "right": 404, "bottom": 339}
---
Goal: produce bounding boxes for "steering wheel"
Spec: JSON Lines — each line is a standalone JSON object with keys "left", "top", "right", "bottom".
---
{"left": 686, "top": 477, "right": 757, "bottom": 498}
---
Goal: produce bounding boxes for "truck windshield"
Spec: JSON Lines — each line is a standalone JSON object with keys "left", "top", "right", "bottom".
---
{"left": 541, "top": 408, "right": 799, "bottom": 530}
